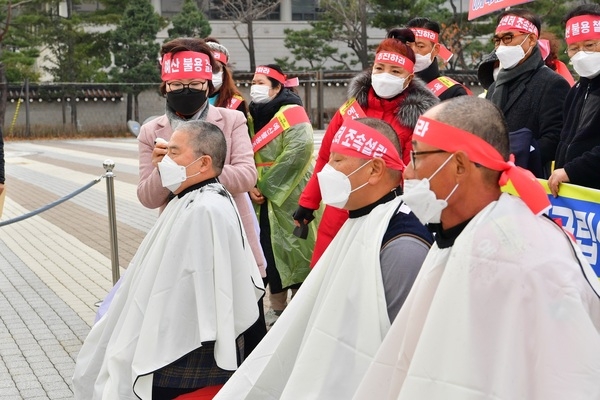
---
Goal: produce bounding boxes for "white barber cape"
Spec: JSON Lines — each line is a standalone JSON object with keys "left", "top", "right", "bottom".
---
{"left": 353, "top": 193, "right": 600, "bottom": 400}
{"left": 72, "top": 182, "right": 264, "bottom": 400}
{"left": 214, "top": 197, "right": 407, "bottom": 400}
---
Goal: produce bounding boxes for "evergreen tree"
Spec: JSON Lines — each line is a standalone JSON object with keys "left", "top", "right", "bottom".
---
{"left": 317, "top": 0, "right": 371, "bottom": 70}
{"left": 369, "top": 0, "right": 448, "bottom": 30}
{"left": 276, "top": 26, "right": 354, "bottom": 70}
{"left": 0, "top": 0, "right": 47, "bottom": 131}
{"left": 166, "top": 0, "right": 211, "bottom": 41}
{"left": 109, "top": 0, "right": 164, "bottom": 121}
{"left": 1, "top": 1, "right": 42, "bottom": 83}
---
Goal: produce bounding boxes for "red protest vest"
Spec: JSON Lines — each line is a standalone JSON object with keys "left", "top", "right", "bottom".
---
{"left": 227, "top": 94, "right": 244, "bottom": 110}
{"left": 427, "top": 76, "right": 473, "bottom": 97}
{"left": 338, "top": 97, "right": 367, "bottom": 120}
{"left": 251, "top": 105, "right": 310, "bottom": 153}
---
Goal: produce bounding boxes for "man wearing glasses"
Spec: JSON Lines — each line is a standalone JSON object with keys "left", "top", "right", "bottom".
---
{"left": 485, "top": 8, "right": 570, "bottom": 179}
{"left": 353, "top": 96, "right": 600, "bottom": 400}
{"left": 549, "top": 4, "right": 600, "bottom": 196}
{"left": 215, "top": 118, "right": 433, "bottom": 400}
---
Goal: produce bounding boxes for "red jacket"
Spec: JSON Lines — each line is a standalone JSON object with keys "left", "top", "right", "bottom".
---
{"left": 300, "top": 72, "right": 439, "bottom": 266}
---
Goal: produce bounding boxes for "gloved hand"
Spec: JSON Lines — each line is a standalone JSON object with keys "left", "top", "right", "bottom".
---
{"left": 292, "top": 206, "right": 315, "bottom": 240}
{"left": 292, "top": 205, "right": 316, "bottom": 225}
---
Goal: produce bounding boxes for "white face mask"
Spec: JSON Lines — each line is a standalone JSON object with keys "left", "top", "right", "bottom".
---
{"left": 371, "top": 73, "right": 407, "bottom": 99}
{"left": 317, "top": 161, "right": 371, "bottom": 209}
{"left": 414, "top": 52, "right": 434, "bottom": 73}
{"left": 250, "top": 84, "right": 272, "bottom": 103}
{"left": 157, "top": 154, "right": 202, "bottom": 193}
{"left": 571, "top": 51, "right": 600, "bottom": 79}
{"left": 212, "top": 71, "right": 223, "bottom": 91}
{"left": 495, "top": 34, "right": 530, "bottom": 70}
{"left": 401, "top": 154, "right": 458, "bottom": 224}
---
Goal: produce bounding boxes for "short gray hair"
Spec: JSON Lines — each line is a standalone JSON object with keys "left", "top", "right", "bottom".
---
{"left": 431, "top": 97, "right": 509, "bottom": 185}
{"left": 355, "top": 117, "right": 402, "bottom": 156}
{"left": 175, "top": 120, "right": 227, "bottom": 174}
{"left": 433, "top": 97, "right": 509, "bottom": 160}
{"left": 354, "top": 117, "right": 403, "bottom": 182}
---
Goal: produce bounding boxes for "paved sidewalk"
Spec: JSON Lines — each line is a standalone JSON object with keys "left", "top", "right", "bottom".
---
{"left": 1, "top": 137, "right": 153, "bottom": 399}
{"left": 0, "top": 132, "right": 324, "bottom": 399}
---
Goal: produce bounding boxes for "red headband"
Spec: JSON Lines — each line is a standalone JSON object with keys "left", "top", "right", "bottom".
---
{"left": 410, "top": 28, "right": 439, "bottom": 43}
{"left": 437, "top": 44, "right": 454, "bottom": 63}
{"left": 161, "top": 51, "right": 212, "bottom": 81}
{"left": 331, "top": 119, "right": 405, "bottom": 171}
{"left": 538, "top": 39, "right": 551, "bottom": 60}
{"left": 374, "top": 51, "right": 415, "bottom": 73}
{"left": 565, "top": 15, "right": 600, "bottom": 45}
{"left": 211, "top": 51, "right": 228, "bottom": 65}
{"left": 255, "top": 66, "right": 299, "bottom": 87}
{"left": 496, "top": 15, "right": 539, "bottom": 37}
{"left": 413, "top": 116, "right": 550, "bottom": 215}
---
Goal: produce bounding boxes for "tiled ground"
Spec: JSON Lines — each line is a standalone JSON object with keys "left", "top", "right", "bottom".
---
{"left": 1, "top": 138, "right": 151, "bottom": 399}
{"left": 0, "top": 133, "right": 323, "bottom": 399}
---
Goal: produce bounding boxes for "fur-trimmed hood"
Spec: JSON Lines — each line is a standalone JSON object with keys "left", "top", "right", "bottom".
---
{"left": 348, "top": 70, "right": 439, "bottom": 129}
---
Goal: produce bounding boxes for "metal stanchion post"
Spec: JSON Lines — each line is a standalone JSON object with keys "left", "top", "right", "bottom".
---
{"left": 103, "top": 159, "right": 120, "bottom": 285}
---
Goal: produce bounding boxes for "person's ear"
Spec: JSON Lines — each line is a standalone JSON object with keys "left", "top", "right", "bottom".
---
{"left": 368, "top": 158, "right": 386, "bottom": 184}
{"left": 528, "top": 35, "right": 538, "bottom": 48}
{"left": 199, "top": 155, "right": 213, "bottom": 172}
{"left": 404, "top": 73, "right": 414, "bottom": 88}
{"left": 431, "top": 42, "right": 440, "bottom": 58}
{"left": 453, "top": 151, "right": 471, "bottom": 179}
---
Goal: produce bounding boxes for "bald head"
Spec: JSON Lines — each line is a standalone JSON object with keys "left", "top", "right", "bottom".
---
{"left": 418, "top": 97, "right": 510, "bottom": 186}
{"left": 424, "top": 97, "right": 510, "bottom": 160}
{"left": 175, "top": 120, "right": 227, "bottom": 174}
{"left": 354, "top": 117, "right": 403, "bottom": 182}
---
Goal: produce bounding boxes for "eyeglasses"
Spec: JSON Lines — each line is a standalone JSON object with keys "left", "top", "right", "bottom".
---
{"left": 167, "top": 81, "right": 206, "bottom": 94}
{"left": 566, "top": 41, "right": 600, "bottom": 56}
{"left": 410, "top": 149, "right": 447, "bottom": 168}
{"left": 492, "top": 33, "right": 528, "bottom": 46}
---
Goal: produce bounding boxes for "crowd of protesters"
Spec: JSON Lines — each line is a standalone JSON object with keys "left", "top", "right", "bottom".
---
{"left": 71, "top": 4, "right": 600, "bottom": 399}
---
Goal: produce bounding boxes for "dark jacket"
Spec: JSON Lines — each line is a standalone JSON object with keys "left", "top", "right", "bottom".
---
{"left": 554, "top": 74, "right": 600, "bottom": 190}
{"left": 486, "top": 48, "right": 570, "bottom": 177}
{"left": 417, "top": 60, "right": 469, "bottom": 101}
{"left": 477, "top": 51, "right": 498, "bottom": 91}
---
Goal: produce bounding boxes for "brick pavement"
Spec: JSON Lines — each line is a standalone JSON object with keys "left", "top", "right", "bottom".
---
{"left": 1, "top": 138, "right": 152, "bottom": 399}
{"left": 0, "top": 131, "right": 323, "bottom": 399}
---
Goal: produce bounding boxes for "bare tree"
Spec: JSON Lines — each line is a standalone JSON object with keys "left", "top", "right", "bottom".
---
{"left": 211, "top": 0, "right": 281, "bottom": 71}
{"left": 313, "top": 0, "right": 371, "bottom": 70}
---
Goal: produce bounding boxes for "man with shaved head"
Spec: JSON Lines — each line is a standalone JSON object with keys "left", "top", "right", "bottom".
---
{"left": 353, "top": 96, "right": 600, "bottom": 400}
{"left": 74, "top": 121, "right": 264, "bottom": 399}
{"left": 216, "top": 118, "right": 433, "bottom": 399}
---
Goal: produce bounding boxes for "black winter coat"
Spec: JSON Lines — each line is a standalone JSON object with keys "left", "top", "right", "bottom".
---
{"left": 487, "top": 56, "right": 570, "bottom": 173}
{"left": 554, "top": 74, "right": 600, "bottom": 190}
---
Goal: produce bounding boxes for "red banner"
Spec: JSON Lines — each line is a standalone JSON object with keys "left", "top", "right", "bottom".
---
{"left": 468, "top": 0, "right": 534, "bottom": 21}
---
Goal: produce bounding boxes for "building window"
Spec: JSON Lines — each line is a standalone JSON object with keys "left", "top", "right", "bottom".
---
{"left": 292, "top": 0, "right": 321, "bottom": 21}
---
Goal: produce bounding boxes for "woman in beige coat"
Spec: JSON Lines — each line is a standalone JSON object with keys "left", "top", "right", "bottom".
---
{"left": 137, "top": 37, "right": 268, "bottom": 366}
{"left": 137, "top": 37, "right": 263, "bottom": 274}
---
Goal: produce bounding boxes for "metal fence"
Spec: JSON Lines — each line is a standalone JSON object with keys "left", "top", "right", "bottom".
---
{"left": 4, "top": 70, "right": 482, "bottom": 138}
{"left": 0, "top": 160, "right": 121, "bottom": 285}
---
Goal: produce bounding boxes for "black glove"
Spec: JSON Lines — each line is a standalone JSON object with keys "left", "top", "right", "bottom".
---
{"left": 292, "top": 206, "right": 316, "bottom": 240}
{"left": 292, "top": 206, "right": 315, "bottom": 224}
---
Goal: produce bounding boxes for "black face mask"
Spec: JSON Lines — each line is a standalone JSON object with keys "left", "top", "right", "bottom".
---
{"left": 166, "top": 88, "right": 207, "bottom": 117}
